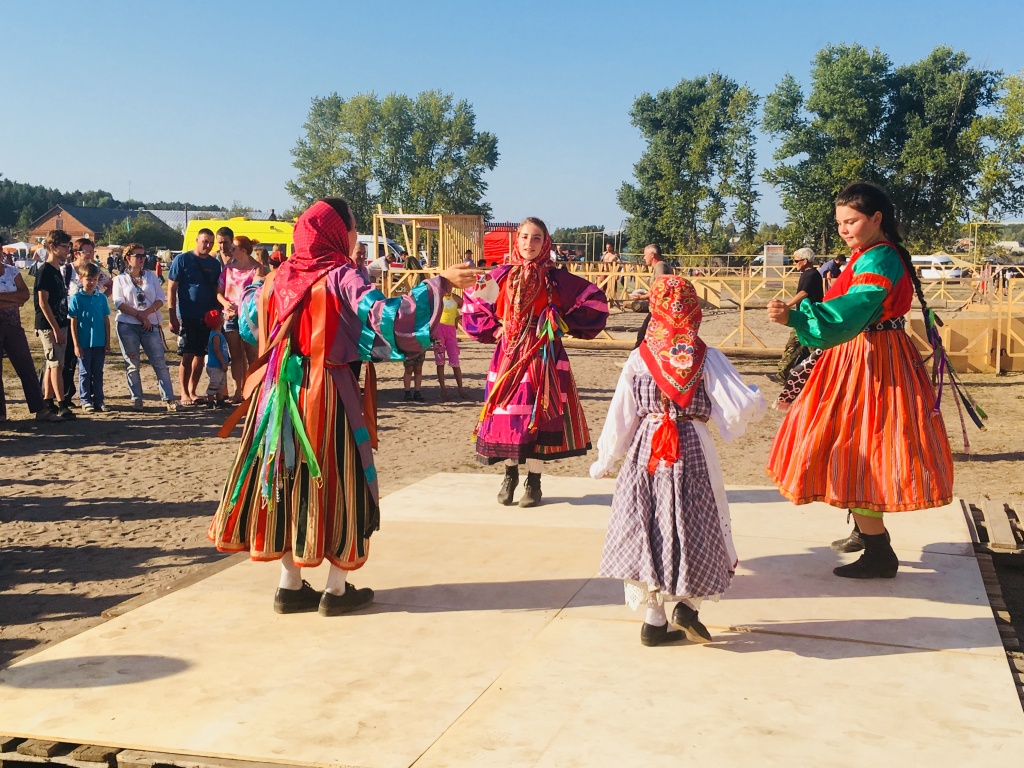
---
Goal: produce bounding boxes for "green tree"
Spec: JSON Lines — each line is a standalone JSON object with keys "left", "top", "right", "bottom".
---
{"left": 100, "top": 214, "right": 182, "bottom": 250}
{"left": 287, "top": 90, "right": 499, "bottom": 228}
{"left": 884, "top": 47, "right": 998, "bottom": 250}
{"left": 763, "top": 44, "right": 1000, "bottom": 251}
{"left": 618, "top": 73, "right": 759, "bottom": 254}
{"left": 763, "top": 45, "right": 892, "bottom": 253}
{"left": 974, "top": 71, "right": 1024, "bottom": 221}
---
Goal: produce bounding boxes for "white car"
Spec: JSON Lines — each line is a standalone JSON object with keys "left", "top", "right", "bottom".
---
{"left": 911, "top": 255, "right": 966, "bottom": 279}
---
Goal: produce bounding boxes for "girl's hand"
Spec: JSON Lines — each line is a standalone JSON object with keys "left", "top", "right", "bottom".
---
{"left": 766, "top": 300, "right": 790, "bottom": 325}
{"left": 440, "top": 264, "right": 479, "bottom": 290}
{"left": 140, "top": 317, "right": 153, "bottom": 331}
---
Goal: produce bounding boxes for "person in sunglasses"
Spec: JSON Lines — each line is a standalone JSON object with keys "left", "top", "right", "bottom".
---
{"left": 112, "top": 242, "right": 178, "bottom": 411}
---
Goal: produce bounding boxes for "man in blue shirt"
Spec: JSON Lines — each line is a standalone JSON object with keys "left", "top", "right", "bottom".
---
{"left": 167, "top": 228, "right": 222, "bottom": 406}
{"left": 818, "top": 254, "right": 846, "bottom": 291}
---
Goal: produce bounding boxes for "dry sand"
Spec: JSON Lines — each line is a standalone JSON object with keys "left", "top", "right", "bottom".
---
{"left": 2, "top": 307, "right": 1022, "bottom": 665}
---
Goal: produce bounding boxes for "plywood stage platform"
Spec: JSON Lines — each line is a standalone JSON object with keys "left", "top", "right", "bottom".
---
{"left": 0, "top": 474, "right": 1021, "bottom": 767}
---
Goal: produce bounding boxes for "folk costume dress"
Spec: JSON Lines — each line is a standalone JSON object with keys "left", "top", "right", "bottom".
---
{"left": 766, "top": 242, "right": 954, "bottom": 513}
{"left": 462, "top": 237, "right": 608, "bottom": 463}
{"left": 209, "top": 202, "right": 450, "bottom": 569}
{"left": 593, "top": 277, "right": 765, "bottom": 609}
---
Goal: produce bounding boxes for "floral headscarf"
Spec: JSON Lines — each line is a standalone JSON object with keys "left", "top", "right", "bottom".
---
{"left": 639, "top": 276, "right": 707, "bottom": 410}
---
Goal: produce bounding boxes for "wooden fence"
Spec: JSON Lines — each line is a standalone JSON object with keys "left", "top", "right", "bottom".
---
{"left": 377, "top": 265, "right": 1024, "bottom": 373}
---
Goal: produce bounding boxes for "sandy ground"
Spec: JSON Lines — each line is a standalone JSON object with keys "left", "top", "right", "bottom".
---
{"left": 2, "top": 307, "right": 1022, "bottom": 666}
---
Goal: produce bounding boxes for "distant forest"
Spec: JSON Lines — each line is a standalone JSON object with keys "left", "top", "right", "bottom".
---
{"left": 0, "top": 175, "right": 224, "bottom": 237}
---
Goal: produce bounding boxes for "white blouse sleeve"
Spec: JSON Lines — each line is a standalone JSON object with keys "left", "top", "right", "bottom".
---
{"left": 112, "top": 274, "right": 130, "bottom": 310}
{"left": 703, "top": 347, "right": 766, "bottom": 443}
{"left": 590, "top": 349, "right": 644, "bottom": 478}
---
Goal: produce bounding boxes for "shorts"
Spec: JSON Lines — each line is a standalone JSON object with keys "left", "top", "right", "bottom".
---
{"left": 403, "top": 350, "right": 426, "bottom": 370}
{"left": 224, "top": 317, "right": 239, "bottom": 333}
{"left": 178, "top": 316, "right": 212, "bottom": 356}
{"left": 432, "top": 324, "right": 460, "bottom": 367}
{"left": 206, "top": 367, "right": 227, "bottom": 396}
{"left": 36, "top": 328, "right": 67, "bottom": 369}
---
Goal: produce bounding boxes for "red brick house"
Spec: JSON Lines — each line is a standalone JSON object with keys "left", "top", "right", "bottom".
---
{"left": 27, "top": 205, "right": 155, "bottom": 243}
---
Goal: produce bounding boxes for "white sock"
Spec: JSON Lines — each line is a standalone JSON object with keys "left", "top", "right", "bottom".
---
{"left": 278, "top": 557, "right": 302, "bottom": 590}
{"left": 324, "top": 564, "right": 349, "bottom": 596}
{"left": 645, "top": 604, "right": 667, "bottom": 627}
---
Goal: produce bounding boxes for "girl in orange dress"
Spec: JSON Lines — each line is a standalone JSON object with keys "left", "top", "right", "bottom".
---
{"left": 766, "top": 183, "right": 958, "bottom": 579}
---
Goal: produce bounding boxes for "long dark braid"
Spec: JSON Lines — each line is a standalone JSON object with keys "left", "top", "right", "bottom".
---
{"left": 834, "top": 182, "right": 929, "bottom": 316}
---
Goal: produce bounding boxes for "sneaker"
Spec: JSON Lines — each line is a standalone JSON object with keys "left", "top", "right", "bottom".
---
{"left": 59, "top": 407, "right": 77, "bottom": 420}
{"left": 46, "top": 401, "right": 60, "bottom": 414}
{"left": 403, "top": 390, "right": 413, "bottom": 402}
{"left": 412, "top": 390, "right": 425, "bottom": 402}
{"left": 98, "top": 404, "right": 112, "bottom": 413}
{"left": 165, "top": 401, "right": 179, "bottom": 413}
{"left": 60, "top": 399, "right": 79, "bottom": 409}
{"left": 132, "top": 400, "right": 145, "bottom": 410}
{"left": 35, "top": 410, "right": 61, "bottom": 422}
{"left": 82, "top": 404, "right": 96, "bottom": 413}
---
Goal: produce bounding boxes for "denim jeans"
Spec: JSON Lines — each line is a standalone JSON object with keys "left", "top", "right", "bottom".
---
{"left": 77, "top": 347, "right": 106, "bottom": 407}
{"left": 116, "top": 321, "right": 176, "bottom": 403}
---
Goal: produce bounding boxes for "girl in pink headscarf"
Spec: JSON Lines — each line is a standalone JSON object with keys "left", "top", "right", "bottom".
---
{"left": 210, "top": 199, "right": 477, "bottom": 616}
{"left": 462, "top": 217, "right": 609, "bottom": 507}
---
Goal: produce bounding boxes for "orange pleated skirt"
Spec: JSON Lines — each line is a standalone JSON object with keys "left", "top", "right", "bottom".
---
{"left": 766, "top": 328, "right": 953, "bottom": 512}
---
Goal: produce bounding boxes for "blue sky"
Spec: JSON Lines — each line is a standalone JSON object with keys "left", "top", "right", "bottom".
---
{"left": 2, "top": 0, "right": 1021, "bottom": 231}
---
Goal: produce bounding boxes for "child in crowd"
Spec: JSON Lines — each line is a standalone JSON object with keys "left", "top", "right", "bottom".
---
{"left": 402, "top": 351, "right": 426, "bottom": 402}
{"left": 204, "top": 309, "right": 230, "bottom": 408}
{"left": 591, "top": 276, "right": 765, "bottom": 646}
{"left": 432, "top": 286, "right": 467, "bottom": 401}
{"left": 68, "top": 262, "right": 112, "bottom": 413}
{"left": 462, "top": 217, "right": 608, "bottom": 507}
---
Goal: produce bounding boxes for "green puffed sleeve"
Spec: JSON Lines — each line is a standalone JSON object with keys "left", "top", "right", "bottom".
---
{"left": 787, "top": 245, "right": 905, "bottom": 350}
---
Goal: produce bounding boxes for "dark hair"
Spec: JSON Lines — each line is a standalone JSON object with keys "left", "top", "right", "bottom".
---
{"left": 322, "top": 198, "right": 356, "bottom": 231}
{"left": 520, "top": 216, "right": 549, "bottom": 240}
{"left": 74, "top": 237, "right": 94, "bottom": 251}
{"left": 197, "top": 227, "right": 215, "bottom": 239}
{"left": 834, "top": 182, "right": 928, "bottom": 314}
{"left": 46, "top": 229, "right": 73, "bottom": 248}
{"left": 76, "top": 262, "right": 100, "bottom": 279}
{"left": 216, "top": 226, "right": 234, "bottom": 239}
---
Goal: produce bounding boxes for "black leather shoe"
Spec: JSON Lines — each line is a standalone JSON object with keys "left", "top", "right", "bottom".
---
{"left": 831, "top": 525, "right": 865, "bottom": 553}
{"left": 319, "top": 583, "right": 374, "bottom": 616}
{"left": 273, "top": 580, "right": 320, "bottom": 614}
{"left": 640, "top": 622, "right": 683, "bottom": 647}
{"left": 497, "top": 467, "right": 518, "bottom": 505}
{"left": 834, "top": 532, "right": 898, "bottom": 579}
{"left": 519, "top": 472, "right": 542, "bottom": 508}
{"left": 671, "top": 602, "right": 713, "bottom": 643}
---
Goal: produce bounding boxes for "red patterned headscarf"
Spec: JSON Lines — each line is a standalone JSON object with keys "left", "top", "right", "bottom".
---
{"left": 640, "top": 276, "right": 707, "bottom": 410}
{"left": 500, "top": 221, "right": 553, "bottom": 343}
{"left": 274, "top": 201, "right": 353, "bottom": 320}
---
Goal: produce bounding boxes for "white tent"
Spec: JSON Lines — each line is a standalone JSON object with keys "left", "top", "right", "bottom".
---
{"left": 1, "top": 241, "right": 32, "bottom": 253}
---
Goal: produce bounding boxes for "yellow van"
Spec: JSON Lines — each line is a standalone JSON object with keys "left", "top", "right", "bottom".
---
{"left": 181, "top": 218, "right": 296, "bottom": 256}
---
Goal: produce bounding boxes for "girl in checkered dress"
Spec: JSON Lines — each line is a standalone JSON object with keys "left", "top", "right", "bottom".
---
{"left": 591, "top": 276, "right": 765, "bottom": 646}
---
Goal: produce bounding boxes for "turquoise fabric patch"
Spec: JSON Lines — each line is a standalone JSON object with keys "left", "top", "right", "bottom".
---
{"left": 411, "top": 282, "right": 432, "bottom": 351}
{"left": 364, "top": 464, "right": 377, "bottom": 484}
{"left": 353, "top": 427, "right": 369, "bottom": 445}
{"left": 380, "top": 298, "right": 403, "bottom": 360}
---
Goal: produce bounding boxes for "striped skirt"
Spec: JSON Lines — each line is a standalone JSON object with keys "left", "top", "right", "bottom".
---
{"left": 475, "top": 339, "right": 592, "bottom": 463}
{"left": 766, "top": 327, "right": 953, "bottom": 512}
{"left": 209, "top": 370, "right": 379, "bottom": 568}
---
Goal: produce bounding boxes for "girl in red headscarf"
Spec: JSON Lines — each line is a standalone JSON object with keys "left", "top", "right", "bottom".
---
{"left": 209, "top": 199, "right": 477, "bottom": 616}
{"left": 462, "top": 217, "right": 609, "bottom": 507}
{"left": 591, "top": 276, "right": 765, "bottom": 646}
